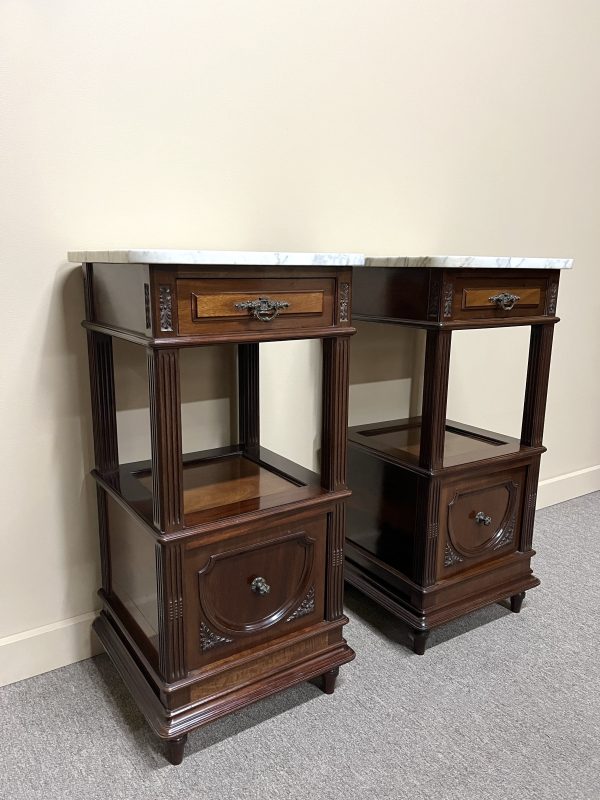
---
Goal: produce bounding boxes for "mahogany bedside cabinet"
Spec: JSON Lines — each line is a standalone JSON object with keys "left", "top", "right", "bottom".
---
{"left": 73, "top": 248, "right": 360, "bottom": 764}
{"left": 345, "top": 255, "right": 572, "bottom": 654}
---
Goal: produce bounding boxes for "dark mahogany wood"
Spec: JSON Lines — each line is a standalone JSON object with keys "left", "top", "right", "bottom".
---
{"left": 352, "top": 267, "right": 560, "bottom": 329}
{"left": 321, "top": 336, "right": 352, "bottom": 623}
{"left": 166, "top": 735, "right": 187, "bottom": 766}
{"left": 510, "top": 591, "right": 526, "bottom": 613}
{"left": 82, "top": 261, "right": 355, "bottom": 763}
{"left": 147, "top": 348, "right": 183, "bottom": 533}
{"left": 521, "top": 324, "right": 555, "bottom": 447}
{"left": 412, "top": 630, "right": 429, "bottom": 656}
{"left": 347, "top": 266, "right": 560, "bottom": 653}
{"left": 419, "top": 330, "right": 452, "bottom": 471}
{"left": 238, "top": 343, "right": 260, "bottom": 449}
{"left": 321, "top": 667, "right": 339, "bottom": 694}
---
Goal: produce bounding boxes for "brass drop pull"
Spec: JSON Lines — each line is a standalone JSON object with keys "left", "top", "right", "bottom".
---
{"left": 251, "top": 576, "right": 271, "bottom": 596}
{"left": 475, "top": 512, "right": 492, "bottom": 526}
{"left": 235, "top": 296, "right": 290, "bottom": 322}
{"left": 488, "top": 292, "right": 521, "bottom": 311}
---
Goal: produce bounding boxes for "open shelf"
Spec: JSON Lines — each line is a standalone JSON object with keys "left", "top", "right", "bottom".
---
{"left": 109, "top": 445, "right": 327, "bottom": 528}
{"left": 348, "top": 417, "right": 525, "bottom": 469}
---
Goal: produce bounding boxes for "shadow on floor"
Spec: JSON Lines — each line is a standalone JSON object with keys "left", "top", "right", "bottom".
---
{"left": 92, "top": 652, "right": 324, "bottom": 767}
{"left": 344, "top": 583, "right": 513, "bottom": 653}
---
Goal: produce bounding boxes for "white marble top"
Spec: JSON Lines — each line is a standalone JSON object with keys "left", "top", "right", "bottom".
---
{"left": 364, "top": 255, "right": 573, "bottom": 269}
{"left": 68, "top": 249, "right": 365, "bottom": 266}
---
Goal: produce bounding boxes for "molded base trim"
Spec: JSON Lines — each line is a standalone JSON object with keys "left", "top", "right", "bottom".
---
{"left": 345, "top": 560, "right": 540, "bottom": 631}
{"left": 93, "top": 611, "right": 355, "bottom": 740}
{"left": 0, "top": 612, "right": 101, "bottom": 687}
{"left": 537, "top": 465, "right": 600, "bottom": 509}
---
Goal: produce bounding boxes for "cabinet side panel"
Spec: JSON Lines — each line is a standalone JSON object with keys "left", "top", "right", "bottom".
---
{"left": 92, "top": 262, "right": 151, "bottom": 335}
{"left": 107, "top": 495, "right": 159, "bottom": 647}
{"left": 346, "top": 445, "right": 418, "bottom": 578}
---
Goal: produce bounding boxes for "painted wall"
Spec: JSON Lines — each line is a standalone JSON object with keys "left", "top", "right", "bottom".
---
{"left": 1, "top": 1, "right": 598, "bottom": 685}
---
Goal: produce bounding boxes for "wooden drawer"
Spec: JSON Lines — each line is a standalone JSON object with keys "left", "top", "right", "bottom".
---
{"left": 176, "top": 277, "right": 335, "bottom": 335}
{"left": 440, "top": 466, "right": 526, "bottom": 576}
{"left": 183, "top": 514, "right": 327, "bottom": 671}
{"left": 449, "top": 275, "right": 551, "bottom": 321}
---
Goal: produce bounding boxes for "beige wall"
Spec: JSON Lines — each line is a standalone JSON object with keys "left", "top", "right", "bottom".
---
{"left": 1, "top": 1, "right": 599, "bottom": 685}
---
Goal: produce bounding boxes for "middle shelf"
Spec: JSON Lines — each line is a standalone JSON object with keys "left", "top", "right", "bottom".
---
{"left": 104, "top": 445, "right": 328, "bottom": 530}
{"left": 348, "top": 417, "right": 535, "bottom": 470}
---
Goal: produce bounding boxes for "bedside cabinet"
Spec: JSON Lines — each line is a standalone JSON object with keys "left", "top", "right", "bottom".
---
{"left": 73, "top": 249, "right": 360, "bottom": 763}
{"left": 345, "top": 255, "right": 572, "bottom": 654}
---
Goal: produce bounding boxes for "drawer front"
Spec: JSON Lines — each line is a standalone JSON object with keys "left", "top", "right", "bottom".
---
{"left": 448, "top": 276, "right": 550, "bottom": 321}
{"left": 440, "top": 466, "right": 526, "bottom": 576}
{"left": 177, "top": 277, "right": 335, "bottom": 335}
{"left": 184, "top": 515, "right": 327, "bottom": 670}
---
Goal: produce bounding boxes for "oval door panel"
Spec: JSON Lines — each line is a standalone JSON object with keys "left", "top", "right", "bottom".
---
{"left": 198, "top": 532, "right": 315, "bottom": 636}
{"left": 447, "top": 480, "right": 519, "bottom": 558}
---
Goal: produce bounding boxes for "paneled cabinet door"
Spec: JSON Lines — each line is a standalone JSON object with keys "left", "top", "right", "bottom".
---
{"left": 184, "top": 514, "right": 327, "bottom": 671}
{"left": 441, "top": 466, "right": 526, "bottom": 576}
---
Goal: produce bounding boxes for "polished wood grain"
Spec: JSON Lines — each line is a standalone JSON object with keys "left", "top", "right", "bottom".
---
{"left": 177, "top": 277, "right": 334, "bottom": 335}
{"left": 184, "top": 514, "right": 326, "bottom": 669}
{"left": 521, "top": 323, "right": 555, "bottom": 447}
{"left": 189, "top": 631, "right": 331, "bottom": 701}
{"left": 350, "top": 418, "right": 522, "bottom": 468}
{"left": 82, "top": 261, "right": 355, "bottom": 763}
{"left": 193, "top": 290, "right": 324, "bottom": 318}
{"left": 137, "top": 455, "right": 298, "bottom": 515}
{"left": 147, "top": 348, "right": 183, "bottom": 533}
{"left": 462, "top": 286, "right": 541, "bottom": 310}
{"left": 238, "top": 343, "right": 260, "bottom": 449}
{"left": 451, "top": 275, "right": 547, "bottom": 320}
{"left": 93, "top": 608, "right": 353, "bottom": 766}
{"left": 347, "top": 265, "right": 560, "bottom": 653}
{"left": 321, "top": 335, "right": 351, "bottom": 622}
{"left": 352, "top": 267, "right": 559, "bottom": 327}
{"left": 419, "top": 329, "right": 452, "bottom": 471}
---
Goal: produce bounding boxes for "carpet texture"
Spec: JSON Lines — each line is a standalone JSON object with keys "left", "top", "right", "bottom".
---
{"left": 1, "top": 493, "right": 599, "bottom": 800}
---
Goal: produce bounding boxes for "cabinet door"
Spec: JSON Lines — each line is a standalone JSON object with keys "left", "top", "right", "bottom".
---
{"left": 440, "top": 466, "right": 526, "bottom": 576}
{"left": 183, "top": 514, "right": 327, "bottom": 671}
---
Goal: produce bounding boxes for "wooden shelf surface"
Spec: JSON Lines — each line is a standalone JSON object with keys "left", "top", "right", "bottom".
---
{"left": 348, "top": 417, "right": 525, "bottom": 469}
{"left": 99, "top": 445, "right": 327, "bottom": 530}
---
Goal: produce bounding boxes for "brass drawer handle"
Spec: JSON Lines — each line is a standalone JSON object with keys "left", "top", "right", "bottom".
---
{"left": 251, "top": 576, "right": 271, "bottom": 595}
{"left": 488, "top": 292, "right": 521, "bottom": 311}
{"left": 475, "top": 512, "right": 492, "bottom": 526}
{"left": 235, "top": 296, "right": 290, "bottom": 322}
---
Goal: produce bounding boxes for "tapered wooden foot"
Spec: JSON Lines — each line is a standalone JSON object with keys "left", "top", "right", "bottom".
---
{"left": 321, "top": 667, "right": 339, "bottom": 694}
{"left": 412, "top": 629, "right": 430, "bottom": 655}
{"left": 510, "top": 592, "right": 526, "bottom": 613}
{"left": 165, "top": 734, "right": 187, "bottom": 765}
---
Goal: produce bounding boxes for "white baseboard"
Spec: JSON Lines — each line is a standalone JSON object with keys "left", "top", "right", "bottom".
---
{"left": 0, "top": 611, "right": 101, "bottom": 688}
{"left": 537, "top": 464, "right": 600, "bottom": 509}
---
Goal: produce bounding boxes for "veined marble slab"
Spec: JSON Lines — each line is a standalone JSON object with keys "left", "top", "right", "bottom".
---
{"left": 364, "top": 255, "right": 573, "bottom": 269}
{"left": 68, "top": 249, "right": 365, "bottom": 266}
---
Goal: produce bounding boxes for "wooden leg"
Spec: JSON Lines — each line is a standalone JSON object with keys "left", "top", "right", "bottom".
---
{"left": 510, "top": 592, "right": 526, "bottom": 613}
{"left": 321, "top": 667, "right": 339, "bottom": 695}
{"left": 165, "top": 734, "right": 187, "bottom": 766}
{"left": 412, "top": 629, "right": 430, "bottom": 655}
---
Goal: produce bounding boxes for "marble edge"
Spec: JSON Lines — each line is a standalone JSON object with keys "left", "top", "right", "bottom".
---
{"left": 67, "top": 249, "right": 365, "bottom": 266}
{"left": 363, "top": 255, "right": 573, "bottom": 269}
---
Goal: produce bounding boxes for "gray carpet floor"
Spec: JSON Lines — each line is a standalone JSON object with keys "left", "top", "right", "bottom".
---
{"left": 2, "top": 493, "right": 599, "bottom": 800}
